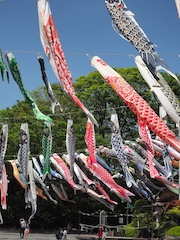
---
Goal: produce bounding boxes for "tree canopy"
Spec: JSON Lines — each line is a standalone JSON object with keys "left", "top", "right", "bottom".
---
{"left": 0, "top": 67, "right": 179, "bottom": 232}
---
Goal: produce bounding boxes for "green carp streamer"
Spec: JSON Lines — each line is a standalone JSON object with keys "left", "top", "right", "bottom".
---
{"left": 5, "top": 52, "right": 53, "bottom": 124}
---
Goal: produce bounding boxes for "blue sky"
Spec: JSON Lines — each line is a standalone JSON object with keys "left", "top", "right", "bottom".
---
{"left": 0, "top": 0, "right": 180, "bottom": 110}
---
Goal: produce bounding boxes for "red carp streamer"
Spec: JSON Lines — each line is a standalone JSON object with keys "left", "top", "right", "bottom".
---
{"left": 85, "top": 118, "right": 97, "bottom": 167}
{"left": 37, "top": 0, "right": 98, "bottom": 126}
{"left": 91, "top": 56, "right": 180, "bottom": 153}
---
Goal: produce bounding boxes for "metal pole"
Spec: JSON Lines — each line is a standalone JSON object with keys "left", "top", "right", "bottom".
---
{"left": 126, "top": 202, "right": 129, "bottom": 225}
{"left": 99, "top": 211, "right": 102, "bottom": 239}
{"left": 151, "top": 201, "right": 153, "bottom": 240}
{"left": 78, "top": 212, "right": 80, "bottom": 235}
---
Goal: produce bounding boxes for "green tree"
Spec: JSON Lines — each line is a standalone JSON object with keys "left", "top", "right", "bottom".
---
{"left": 0, "top": 68, "right": 179, "bottom": 229}
{"left": 74, "top": 67, "right": 158, "bottom": 142}
{"left": 166, "top": 206, "right": 180, "bottom": 225}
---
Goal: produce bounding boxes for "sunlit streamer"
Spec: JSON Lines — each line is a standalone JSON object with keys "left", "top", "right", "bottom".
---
{"left": 5, "top": 52, "right": 53, "bottom": 123}
{"left": 37, "top": 0, "right": 98, "bottom": 126}
{"left": 104, "top": 0, "right": 180, "bottom": 84}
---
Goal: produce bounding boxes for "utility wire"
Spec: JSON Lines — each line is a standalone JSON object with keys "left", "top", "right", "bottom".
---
{"left": 0, "top": 106, "right": 128, "bottom": 121}
{"left": 1, "top": 49, "right": 180, "bottom": 58}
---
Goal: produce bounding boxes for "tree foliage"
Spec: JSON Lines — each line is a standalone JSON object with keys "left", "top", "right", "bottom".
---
{"left": 0, "top": 68, "right": 179, "bottom": 230}
{"left": 167, "top": 226, "right": 180, "bottom": 237}
{"left": 167, "top": 206, "right": 180, "bottom": 225}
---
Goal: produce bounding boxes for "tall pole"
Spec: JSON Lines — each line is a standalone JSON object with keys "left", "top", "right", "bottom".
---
{"left": 99, "top": 211, "right": 102, "bottom": 231}
{"left": 151, "top": 201, "right": 154, "bottom": 240}
{"left": 78, "top": 212, "right": 80, "bottom": 235}
{"left": 99, "top": 211, "right": 103, "bottom": 239}
{"left": 126, "top": 202, "right": 129, "bottom": 225}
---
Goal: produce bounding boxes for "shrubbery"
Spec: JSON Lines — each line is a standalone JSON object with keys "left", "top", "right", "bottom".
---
{"left": 118, "top": 224, "right": 139, "bottom": 237}
{"left": 168, "top": 226, "right": 180, "bottom": 237}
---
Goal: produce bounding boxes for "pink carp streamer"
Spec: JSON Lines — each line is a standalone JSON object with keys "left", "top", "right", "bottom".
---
{"left": 85, "top": 118, "right": 97, "bottom": 167}
{"left": 138, "top": 118, "right": 158, "bottom": 179}
{"left": 78, "top": 153, "right": 134, "bottom": 203}
{"left": 94, "top": 181, "right": 118, "bottom": 205}
{"left": 62, "top": 154, "right": 116, "bottom": 210}
{"left": 0, "top": 165, "right": 7, "bottom": 210}
{"left": 137, "top": 118, "right": 178, "bottom": 188}
{"left": 51, "top": 183, "right": 75, "bottom": 203}
{"left": 52, "top": 153, "right": 84, "bottom": 192}
{"left": 91, "top": 56, "right": 180, "bottom": 153}
{"left": 0, "top": 124, "right": 8, "bottom": 210}
{"left": 37, "top": 0, "right": 98, "bottom": 127}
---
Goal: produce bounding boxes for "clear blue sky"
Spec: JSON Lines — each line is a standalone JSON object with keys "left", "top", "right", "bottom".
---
{"left": 0, "top": 0, "right": 180, "bottom": 110}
